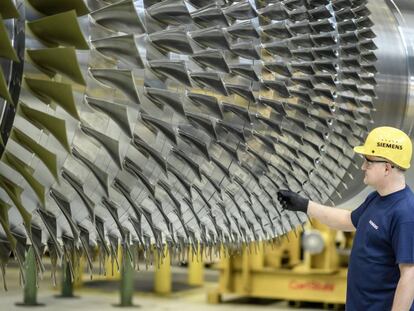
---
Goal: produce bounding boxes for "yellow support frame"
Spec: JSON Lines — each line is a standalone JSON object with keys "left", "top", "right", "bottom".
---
{"left": 208, "top": 221, "right": 348, "bottom": 305}
{"left": 211, "top": 265, "right": 346, "bottom": 304}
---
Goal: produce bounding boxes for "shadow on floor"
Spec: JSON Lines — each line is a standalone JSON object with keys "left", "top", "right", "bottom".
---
{"left": 221, "top": 297, "right": 345, "bottom": 310}
{"left": 83, "top": 279, "right": 198, "bottom": 293}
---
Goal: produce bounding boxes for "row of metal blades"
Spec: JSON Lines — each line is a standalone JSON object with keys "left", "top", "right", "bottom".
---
{"left": 0, "top": 0, "right": 376, "bottom": 287}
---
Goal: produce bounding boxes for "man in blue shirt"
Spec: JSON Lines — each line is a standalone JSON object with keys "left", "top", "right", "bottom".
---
{"left": 277, "top": 126, "right": 414, "bottom": 310}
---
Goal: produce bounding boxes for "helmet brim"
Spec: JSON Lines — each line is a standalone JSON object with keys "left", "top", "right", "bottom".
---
{"left": 353, "top": 145, "right": 369, "bottom": 155}
{"left": 353, "top": 145, "right": 410, "bottom": 169}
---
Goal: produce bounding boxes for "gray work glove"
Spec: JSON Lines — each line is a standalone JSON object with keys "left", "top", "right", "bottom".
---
{"left": 277, "top": 190, "right": 309, "bottom": 213}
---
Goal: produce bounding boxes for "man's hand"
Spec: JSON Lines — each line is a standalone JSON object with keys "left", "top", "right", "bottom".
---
{"left": 277, "top": 190, "right": 309, "bottom": 213}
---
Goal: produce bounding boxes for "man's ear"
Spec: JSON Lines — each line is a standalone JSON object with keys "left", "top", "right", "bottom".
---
{"left": 385, "top": 163, "right": 393, "bottom": 174}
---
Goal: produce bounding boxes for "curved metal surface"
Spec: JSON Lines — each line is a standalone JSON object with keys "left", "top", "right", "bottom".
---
{"left": 386, "top": 0, "right": 414, "bottom": 135}
{"left": 0, "top": 0, "right": 25, "bottom": 152}
{"left": 338, "top": 0, "right": 414, "bottom": 206}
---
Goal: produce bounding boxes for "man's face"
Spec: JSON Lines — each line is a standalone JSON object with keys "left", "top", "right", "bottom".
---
{"left": 361, "top": 155, "right": 391, "bottom": 186}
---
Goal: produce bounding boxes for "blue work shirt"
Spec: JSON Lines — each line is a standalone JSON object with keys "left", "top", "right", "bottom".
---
{"left": 347, "top": 186, "right": 414, "bottom": 310}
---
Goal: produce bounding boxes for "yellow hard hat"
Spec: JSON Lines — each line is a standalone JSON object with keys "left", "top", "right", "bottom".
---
{"left": 353, "top": 126, "right": 412, "bottom": 169}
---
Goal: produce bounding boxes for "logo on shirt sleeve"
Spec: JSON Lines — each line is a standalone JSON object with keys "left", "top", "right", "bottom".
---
{"left": 369, "top": 220, "right": 379, "bottom": 230}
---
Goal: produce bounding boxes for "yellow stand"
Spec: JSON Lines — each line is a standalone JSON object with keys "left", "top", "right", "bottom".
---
{"left": 73, "top": 255, "right": 85, "bottom": 289}
{"left": 188, "top": 245, "right": 204, "bottom": 286}
{"left": 105, "top": 244, "right": 122, "bottom": 280}
{"left": 154, "top": 247, "right": 171, "bottom": 295}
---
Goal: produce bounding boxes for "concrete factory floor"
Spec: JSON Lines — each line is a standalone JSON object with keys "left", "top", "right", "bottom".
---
{"left": 0, "top": 265, "right": 328, "bottom": 311}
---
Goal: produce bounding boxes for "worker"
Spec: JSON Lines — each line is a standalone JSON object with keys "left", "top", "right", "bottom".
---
{"left": 277, "top": 126, "right": 414, "bottom": 311}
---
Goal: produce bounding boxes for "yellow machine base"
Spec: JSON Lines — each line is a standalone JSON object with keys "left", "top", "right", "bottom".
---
{"left": 208, "top": 268, "right": 347, "bottom": 305}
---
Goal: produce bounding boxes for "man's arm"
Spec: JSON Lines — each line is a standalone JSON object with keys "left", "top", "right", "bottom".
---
{"left": 308, "top": 201, "right": 356, "bottom": 232}
{"left": 277, "top": 191, "right": 356, "bottom": 232}
{"left": 391, "top": 264, "right": 414, "bottom": 311}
